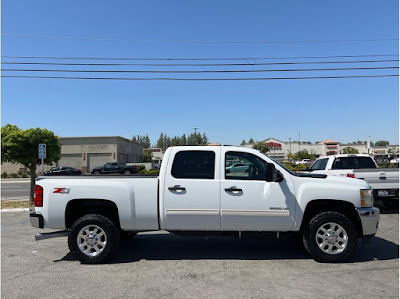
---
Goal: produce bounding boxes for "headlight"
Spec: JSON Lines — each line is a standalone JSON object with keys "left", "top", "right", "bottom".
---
{"left": 360, "top": 189, "right": 373, "bottom": 207}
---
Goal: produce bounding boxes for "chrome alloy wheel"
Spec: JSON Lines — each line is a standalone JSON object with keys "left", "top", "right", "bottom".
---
{"left": 77, "top": 225, "right": 107, "bottom": 257}
{"left": 315, "top": 222, "right": 348, "bottom": 255}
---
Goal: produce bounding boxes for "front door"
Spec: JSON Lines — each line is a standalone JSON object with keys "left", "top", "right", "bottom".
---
{"left": 163, "top": 148, "right": 221, "bottom": 230}
{"left": 221, "top": 150, "right": 296, "bottom": 231}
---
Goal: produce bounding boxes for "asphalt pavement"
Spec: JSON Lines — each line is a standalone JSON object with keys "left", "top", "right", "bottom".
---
{"left": 1, "top": 204, "right": 398, "bottom": 299}
{"left": 1, "top": 179, "right": 30, "bottom": 200}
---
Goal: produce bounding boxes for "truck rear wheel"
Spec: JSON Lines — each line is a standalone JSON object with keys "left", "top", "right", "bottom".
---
{"left": 302, "top": 211, "right": 357, "bottom": 263}
{"left": 68, "top": 214, "right": 120, "bottom": 264}
{"left": 124, "top": 170, "right": 131, "bottom": 175}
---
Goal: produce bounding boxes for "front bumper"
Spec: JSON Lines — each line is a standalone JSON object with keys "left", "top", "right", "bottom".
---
{"left": 357, "top": 207, "right": 380, "bottom": 236}
{"left": 30, "top": 212, "right": 44, "bottom": 228}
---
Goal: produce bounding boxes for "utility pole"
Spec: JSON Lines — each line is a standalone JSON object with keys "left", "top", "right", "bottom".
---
{"left": 288, "top": 138, "right": 292, "bottom": 162}
{"left": 299, "top": 131, "right": 301, "bottom": 153}
{"left": 194, "top": 127, "right": 199, "bottom": 134}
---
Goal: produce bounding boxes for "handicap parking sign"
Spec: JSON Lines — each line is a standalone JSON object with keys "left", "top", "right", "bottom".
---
{"left": 38, "top": 144, "right": 46, "bottom": 159}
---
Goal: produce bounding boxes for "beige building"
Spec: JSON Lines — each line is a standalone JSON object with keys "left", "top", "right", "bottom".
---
{"left": 2, "top": 136, "right": 144, "bottom": 174}
{"left": 244, "top": 137, "right": 399, "bottom": 161}
{"left": 60, "top": 136, "right": 143, "bottom": 173}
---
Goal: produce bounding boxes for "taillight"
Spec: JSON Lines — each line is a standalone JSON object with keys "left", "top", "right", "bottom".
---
{"left": 34, "top": 185, "right": 43, "bottom": 207}
{"left": 347, "top": 173, "right": 355, "bottom": 178}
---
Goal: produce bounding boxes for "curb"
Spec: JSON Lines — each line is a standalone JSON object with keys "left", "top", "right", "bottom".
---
{"left": 1, "top": 179, "right": 31, "bottom": 184}
{"left": 1, "top": 208, "right": 30, "bottom": 213}
{"left": 1, "top": 198, "right": 30, "bottom": 201}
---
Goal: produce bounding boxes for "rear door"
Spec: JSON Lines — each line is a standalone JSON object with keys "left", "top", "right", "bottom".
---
{"left": 163, "top": 148, "right": 221, "bottom": 230}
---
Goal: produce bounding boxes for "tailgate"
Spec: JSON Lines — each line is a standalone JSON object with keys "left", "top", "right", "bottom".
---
{"left": 354, "top": 168, "right": 399, "bottom": 189}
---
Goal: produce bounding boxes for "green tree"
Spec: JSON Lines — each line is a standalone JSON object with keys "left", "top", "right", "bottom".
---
{"left": 289, "top": 150, "right": 316, "bottom": 161}
{"left": 181, "top": 134, "right": 187, "bottom": 146}
{"left": 340, "top": 147, "right": 359, "bottom": 154}
{"left": 133, "top": 134, "right": 151, "bottom": 148}
{"left": 156, "top": 133, "right": 164, "bottom": 149}
{"left": 142, "top": 149, "right": 153, "bottom": 163}
{"left": 1, "top": 124, "right": 61, "bottom": 201}
{"left": 248, "top": 138, "right": 255, "bottom": 144}
{"left": 240, "top": 139, "right": 246, "bottom": 145}
{"left": 375, "top": 140, "right": 389, "bottom": 146}
{"left": 253, "top": 142, "right": 269, "bottom": 153}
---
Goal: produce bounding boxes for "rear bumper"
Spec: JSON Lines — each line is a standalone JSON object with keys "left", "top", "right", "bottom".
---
{"left": 30, "top": 212, "right": 44, "bottom": 228}
{"left": 357, "top": 207, "right": 380, "bottom": 236}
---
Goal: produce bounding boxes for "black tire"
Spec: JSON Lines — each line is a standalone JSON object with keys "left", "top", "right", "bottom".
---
{"left": 302, "top": 211, "right": 357, "bottom": 263}
{"left": 381, "top": 198, "right": 399, "bottom": 209}
{"left": 93, "top": 171, "right": 100, "bottom": 175}
{"left": 68, "top": 214, "right": 120, "bottom": 264}
{"left": 124, "top": 170, "right": 131, "bottom": 175}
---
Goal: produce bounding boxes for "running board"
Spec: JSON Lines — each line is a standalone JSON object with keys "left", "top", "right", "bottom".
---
{"left": 35, "top": 230, "right": 68, "bottom": 241}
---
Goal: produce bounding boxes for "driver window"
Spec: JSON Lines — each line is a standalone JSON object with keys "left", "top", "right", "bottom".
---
{"left": 225, "top": 151, "right": 269, "bottom": 181}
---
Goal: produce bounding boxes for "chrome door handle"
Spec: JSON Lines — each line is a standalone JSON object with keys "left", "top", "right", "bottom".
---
{"left": 225, "top": 186, "right": 242, "bottom": 192}
{"left": 168, "top": 185, "right": 186, "bottom": 191}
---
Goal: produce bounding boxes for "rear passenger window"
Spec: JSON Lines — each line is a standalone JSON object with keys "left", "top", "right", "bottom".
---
{"left": 171, "top": 151, "right": 215, "bottom": 179}
{"left": 332, "top": 157, "right": 376, "bottom": 169}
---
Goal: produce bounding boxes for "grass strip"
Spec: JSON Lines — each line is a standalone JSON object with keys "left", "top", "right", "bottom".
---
{"left": 1, "top": 200, "right": 29, "bottom": 209}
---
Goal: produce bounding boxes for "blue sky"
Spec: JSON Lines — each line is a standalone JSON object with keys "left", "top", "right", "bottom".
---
{"left": 1, "top": 0, "right": 399, "bottom": 145}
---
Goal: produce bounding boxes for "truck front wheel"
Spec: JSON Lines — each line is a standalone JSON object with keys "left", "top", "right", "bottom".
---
{"left": 68, "top": 214, "right": 120, "bottom": 264}
{"left": 302, "top": 211, "right": 357, "bottom": 263}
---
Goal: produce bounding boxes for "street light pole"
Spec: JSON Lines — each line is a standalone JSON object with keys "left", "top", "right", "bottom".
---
{"left": 288, "top": 138, "right": 292, "bottom": 162}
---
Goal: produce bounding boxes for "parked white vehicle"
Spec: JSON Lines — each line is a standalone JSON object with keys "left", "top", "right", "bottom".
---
{"left": 30, "top": 146, "right": 379, "bottom": 264}
{"left": 310, "top": 154, "right": 399, "bottom": 208}
{"left": 295, "top": 159, "right": 313, "bottom": 165}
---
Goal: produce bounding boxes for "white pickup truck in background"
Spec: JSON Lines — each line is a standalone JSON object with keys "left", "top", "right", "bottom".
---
{"left": 309, "top": 154, "right": 399, "bottom": 208}
{"left": 30, "top": 146, "right": 379, "bottom": 264}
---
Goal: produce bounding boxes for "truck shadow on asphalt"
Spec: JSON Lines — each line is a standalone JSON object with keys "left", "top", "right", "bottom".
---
{"left": 56, "top": 234, "right": 398, "bottom": 264}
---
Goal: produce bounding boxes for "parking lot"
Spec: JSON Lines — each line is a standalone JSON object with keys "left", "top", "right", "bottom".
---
{"left": 1, "top": 201, "right": 398, "bottom": 299}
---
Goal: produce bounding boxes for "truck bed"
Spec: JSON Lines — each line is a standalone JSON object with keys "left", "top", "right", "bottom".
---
{"left": 34, "top": 176, "right": 160, "bottom": 231}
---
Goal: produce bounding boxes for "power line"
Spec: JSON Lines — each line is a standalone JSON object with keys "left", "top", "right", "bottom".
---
{"left": 2, "top": 33, "right": 398, "bottom": 44}
{"left": 2, "top": 59, "right": 398, "bottom": 67}
{"left": 2, "top": 74, "right": 398, "bottom": 81}
{"left": 2, "top": 66, "right": 398, "bottom": 74}
{"left": 1, "top": 54, "right": 398, "bottom": 61}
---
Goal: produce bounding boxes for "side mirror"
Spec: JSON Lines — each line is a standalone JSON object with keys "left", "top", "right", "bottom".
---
{"left": 275, "top": 170, "right": 284, "bottom": 182}
{"left": 266, "top": 163, "right": 284, "bottom": 182}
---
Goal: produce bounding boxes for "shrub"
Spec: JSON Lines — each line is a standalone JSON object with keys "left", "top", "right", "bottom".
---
{"left": 9, "top": 173, "right": 18, "bottom": 178}
{"left": 283, "top": 163, "right": 295, "bottom": 171}
{"left": 1, "top": 172, "right": 8, "bottom": 178}
{"left": 294, "top": 164, "right": 307, "bottom": 171}
{"left": 140, "top": 169, "right": 160, "bottom": 175}
{"left": 378, "top": 163, "right": 399, "bottom": 168}
{"left": 136, "top": 165, "right": 146, "bottom": 172}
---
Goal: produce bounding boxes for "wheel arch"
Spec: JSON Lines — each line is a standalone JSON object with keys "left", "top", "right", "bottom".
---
{"left": 300, "top": 199, "right": 362, "bottom": 237}
{"left": 65, "top": 198, "right": 120, "bottom": 229}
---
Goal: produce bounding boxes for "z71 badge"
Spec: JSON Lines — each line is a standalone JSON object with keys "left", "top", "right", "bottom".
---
{"left": 53, "top": 188, "right": 71, "bottom": 194}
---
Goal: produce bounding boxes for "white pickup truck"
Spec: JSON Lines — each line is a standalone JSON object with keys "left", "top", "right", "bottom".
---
{"left": 309, "top": 154, "right": 399, "bottom": 208}
{"left": 30, "top": 146, "right": 379, "bottom": 264}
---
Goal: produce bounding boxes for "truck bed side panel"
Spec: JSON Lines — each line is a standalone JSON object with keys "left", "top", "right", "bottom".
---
{"left": 35, "top": 178, "right": 159, "bottom": 231}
